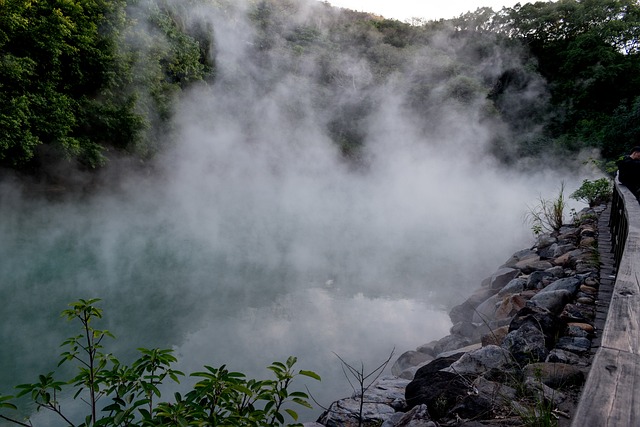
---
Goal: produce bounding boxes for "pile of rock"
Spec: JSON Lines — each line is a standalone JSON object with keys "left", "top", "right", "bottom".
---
{"left": 311, "top": 206, "right": 604, "bottom": 427}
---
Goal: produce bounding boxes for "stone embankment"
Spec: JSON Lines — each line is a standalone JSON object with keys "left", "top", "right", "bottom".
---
{"left": 308, "top": 205, "right": 607, "bottom": 427}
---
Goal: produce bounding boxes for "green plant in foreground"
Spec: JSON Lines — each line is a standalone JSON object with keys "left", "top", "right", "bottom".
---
{"left": 570, "top": 178, "right": 613, "bottom": 207}
{"left": 0, "top": 299, "right": 320, "bottom": 426}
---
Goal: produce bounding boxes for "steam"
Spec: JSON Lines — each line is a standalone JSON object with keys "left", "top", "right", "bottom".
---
{"left": 0, "top": 0, "right": 598, "bottom": 422}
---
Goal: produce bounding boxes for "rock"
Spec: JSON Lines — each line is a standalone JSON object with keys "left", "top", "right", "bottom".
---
{"left": 541, "top": 276, "right": 582, "bottom": 295}
{"left": 546, "top": 348, "right": 582, "bottom": 365}
{"left": 317, "top": 398, "right": 396, "bottom": 427}
{"left": 553, "top": 244, "right": 577, "bottom": 257}
{"left": 450, "top": 321, "right": 483, "bottom": 342}
{"left": 560, "top": 303, "right": 595, "bottom": 323}
{"left": 385, "top": 404, "right": 436, "bottom": 427}
{"left": 486, "top": 268, "right": 521, "bottom": 290}
{"left": 523, "top": 362, "right": 585, "bottom": 388}
{"left": 416, "top": 340, "right": 439, "bottom": 357}
{"left": 472, "top": 294, "right": 500, "bottom": 324}
{"left": 536, "top": 234, "right": 558, "bottom": 248}
{"left": 584, "top": 277, "right": 599, "bottom": 287}
{"left": 526, "top": 271, "right": 554, "bottom": 290}
{"left": 481, "top": 325, "right": 510, "bottom": 347}
{"left": 545, "top": 266, "right": 565, "bottom": 277}
{"left": 580, "top": 236, "right": 597, "bottom": 248}
{"left": 437, "top": 342, "right": 482, "bottom": 359}
{"left": 392, "top": 351, "right": 434, "bottom": 377}
{"left": 523, "top": 377, "right": 566, "bottom": 407}
{"left": 509, "top": 305, "right": 563, "bottom": 347}
{"left": 579, "top": 285, "right": 598, "bottom": 295}
{"left": 494, "top": 294, "right": 527, "bottom": 320}
{"left": 567, "top": 322, "right": 595, "bottom": 334}
{"left": 497, "top": 278, "right": 527, "bottom": 297}
{"left": 555, "top": 337, "right": 591, "bottom": 355}
{"left": 527, "top": 289, "right": 572, "bottom": 314}
{"left": 565, "top": 324, "right": 590, "bottom": 337}
{"left": 449, "top": 287, "right": 498, "bottom": 324}
{"left": 473, "top": 376, "right": 518, "bottom": 401}
{"left": 502, "top": 250, "right": 538, "bottom": 268}
{"left": 433, "top": 334, "right": 472, "bottom": 355}
{"left": 441, "top": 345, "right": 515, "bottom": 376}
{"left": 318, "top": 377, "right": 410, "bottom": 426}
{"left": 502, "top": 323, "right": 549, "bottom": 366}
{"left": 516, "top": 258, "right": 554, "bottom": 274}
{"left": 447, "top": 394, "right": 494, "bottom": 420}
{"left": 405, "top": 370, "right": 469, "bottom": 418}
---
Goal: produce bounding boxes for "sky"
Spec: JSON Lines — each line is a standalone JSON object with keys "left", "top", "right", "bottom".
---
{"left": 322, "top": 0, "right": 546, "bottom": 21}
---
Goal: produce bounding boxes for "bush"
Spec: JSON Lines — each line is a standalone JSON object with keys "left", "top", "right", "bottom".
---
{"left": 0, "top": 299, "right": 320, "bottom": 426}
{"left": 570, "top": 178, "right": 612, "bottom": 207}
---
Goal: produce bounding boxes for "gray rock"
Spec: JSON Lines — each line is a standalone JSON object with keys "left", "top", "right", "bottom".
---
{"left": 386, "top": 404, "right": 436, "bottom": 427}
{"left": 441, "top": 345, "right": 514, "bottom": 376}
{"left": 497, "top": 278, "right": 527, "bottom": 297}
{"left": 318, "top": 377, "right": 410, "bottom": 426}
{"left": 317, "top": 399, "right": 396, "bottom": 427}
{"left": 450, "top": 321, "right": 483, "bottom": 342}
{"left": 526, "top": 271, "right": 554, "bottom": 290}
{"left": 472, "top": 294, "right": 500, "bottom": 324}
{"left": 527, "top": 289, "right": 572, "bottom": 314}
{"left": 546, "top": 348, "right": 582, "bottom": 365}
{"left": 487, "top": 268, "right": 521, "bottom": 290}
{"left": 392, "top": 351, "right": 434, "bottom": 377}
{"left": 545, "top": 266, "right": 565, "bottom": 277}
{"left": 502, "top": 323, "right": 549, "bottom": 366}
{"left": 553, "top": 244, "right": 577, "bottom": 257}
{"left": 555, "top": 337, "right": 591, "bottom": 355}
{"left": 536, "top": 234, "right": 557, "bottom": 248}
{"left": 433, "top": 334, "right": 472, "bottom": 355}
{"left": 502, "top": 249, "right": 538, "bottom": 268}
{"left": 524, "top": 377, "right": 566, "bottom": 407}
{"left": 516, "top": 257, "right": 554, "bottom": 274}
{"left": 541, "top": 277, "right": 581, "bottom": 295}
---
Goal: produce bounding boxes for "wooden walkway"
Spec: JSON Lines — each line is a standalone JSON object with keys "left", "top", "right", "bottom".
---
{"left": 572, "top": 182, "right": 640, "bottom": 426}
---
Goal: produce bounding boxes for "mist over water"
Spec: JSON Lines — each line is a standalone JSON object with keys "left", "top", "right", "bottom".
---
{"left": 0, "top": 0, "right": 596, "bottom": 423}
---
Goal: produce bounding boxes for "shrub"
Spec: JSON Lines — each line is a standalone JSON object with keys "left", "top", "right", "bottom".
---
{"left": 0, "top": 298, "right": 320, "bottom": 426}
{"left": 570, "top": 178, "right": 612, "bottom": 207}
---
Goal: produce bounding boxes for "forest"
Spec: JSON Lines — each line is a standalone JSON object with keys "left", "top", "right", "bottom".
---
{"left": 1, "top": 0, "right": 639, "bottom": 187}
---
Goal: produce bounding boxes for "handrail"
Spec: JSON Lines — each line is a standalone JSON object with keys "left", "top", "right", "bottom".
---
{"left": 609, "top": 179, "right": 629, "bottom": 270}
{"left": 571, "top": 179, "right": 640, "bottom": 426}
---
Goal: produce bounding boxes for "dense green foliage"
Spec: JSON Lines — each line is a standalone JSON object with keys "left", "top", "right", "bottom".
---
{"left": 0, "top": 0, "right": 211, "bottom": 173}
{"left": 570, "top": 177, "right": 613, "bottom": 206}
{"left": 1, "top": 0, "right": 639, "bottom": 178}
{"left": 0, "top": 299, "right": 320, "bottom": 426}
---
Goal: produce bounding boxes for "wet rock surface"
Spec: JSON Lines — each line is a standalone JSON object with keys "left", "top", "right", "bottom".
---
{"left": 313, "top": 206, "right": 607, "bottom": 427}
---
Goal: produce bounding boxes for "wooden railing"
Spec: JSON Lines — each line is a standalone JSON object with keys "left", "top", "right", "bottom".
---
{"left": 571, "top": 180, "right": 640, "bottom": 426}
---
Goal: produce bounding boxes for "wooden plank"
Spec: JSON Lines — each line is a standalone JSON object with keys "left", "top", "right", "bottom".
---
{"left": 571, "top": 348, "right": 640, "bottom": 426}
{"left": 600, "top": 293, "right": 640, "bottom": 354}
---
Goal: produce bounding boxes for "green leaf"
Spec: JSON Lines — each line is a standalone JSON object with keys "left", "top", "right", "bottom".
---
{"left": 285, "top": 408, "right": 299, "bottom": 421}
{"left": 298, "top": 370, "right": 321, "bottom": 381}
